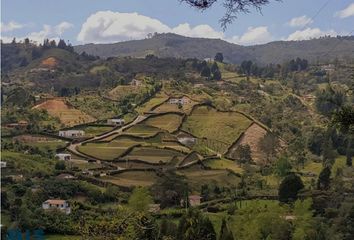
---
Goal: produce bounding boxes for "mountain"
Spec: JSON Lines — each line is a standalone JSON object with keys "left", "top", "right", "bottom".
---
{"left": 74, "top": 33, "right": 354, "bottom": 64}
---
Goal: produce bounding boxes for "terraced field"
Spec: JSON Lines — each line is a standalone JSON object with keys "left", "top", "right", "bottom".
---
{"left": 121, "top": 146, "right": 186, "bottom": 164}
{"left": 107, "top": 85, "right": 146, "bottom": 101}
{"left": 143, "top": 113, "right": 183, "bottom": 132}
{"left": 77, "top": 142, "right": 135, "bottom": 160}
{"left": 11, "top": 134, "right": 68, "bottom": 151}
{"left": 135, "top": 92, "right": 169, "bottom": 114}
{"left": 70, "top": 125, "right": 114, "bottom": 137}
{"left": 124, "top": 124, "right": 161, "bottom": 137}
{"left": 101, "top": 171, "right": 159, "bottom": 187}
{"left": 177, "top": 166, "right": 241, "bottom": 191}
{"left": 204, "top": 158, "right": 243, "bottom": 174}
{"left": 182, "top": 105, "right": 252, "bottom": 152}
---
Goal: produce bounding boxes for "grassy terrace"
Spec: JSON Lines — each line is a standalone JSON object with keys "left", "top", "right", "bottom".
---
{"left": 143, "top": 113, "right": 183, "bottom": 133}
{"left": 124, "top": 124, "right": 161, "bottom": 137}
{"left": 101, "top": 171, "right": 159, "bottom": 187}
{"left": 182, "top": 105, "right": 252, "bottom": 151}
{"left": 204, "top": 158, "right": 244, "bottom": 174}
{"left": 122, "top": 146, "right": 186, "bottom": 164}
{"left": 135, "top": 92, "right": 169, "bottom": 114}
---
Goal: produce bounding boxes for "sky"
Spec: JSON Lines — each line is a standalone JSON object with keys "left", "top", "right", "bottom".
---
{"left": 1, "top": 0, "right": 354, "bottom": 46}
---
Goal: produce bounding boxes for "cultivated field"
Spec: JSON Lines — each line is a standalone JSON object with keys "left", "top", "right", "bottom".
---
{"left": 124, "top": 124, "right": 161, "bottom": 137}
{"left": 77, "top": 142, "right": 134, "bottom": 160}
{"left": 32, "top": 99, "right": 95, "bottom": 126}
{"left": 101, "top": 171, "right": 159, "bottom": 187}
{"left": 143, "top": 113, "right": 183, "bottom": 133}
{"left": 182, "top": 105, "right": 252, "bottom": 152}
{"left": 122, "top": 146, "right": 186, "bottom": 164}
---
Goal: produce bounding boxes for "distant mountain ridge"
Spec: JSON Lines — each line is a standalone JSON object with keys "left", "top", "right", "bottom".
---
{"left": 74, "top": 33, "right": 354, "bottom": 64}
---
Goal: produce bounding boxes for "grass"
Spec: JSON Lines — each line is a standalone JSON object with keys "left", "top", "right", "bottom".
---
{"left": 332, "top": 155, "right": 347, "bottom": 176}
{"left": 178, "top": 168, "right": 241, "bottom": 191}
{"left": 122, "top": 146, "right": 185, "bottom": 164}
{"left": 143, "top": 113, "right": 183, "bottom": 133}
{"left": 302, "top": 160, "right": 322, "bottom": 175}
{"left": 69, "top": 93, "right": 120, "bottom": 120}
{"left": 136, "top": 92, "right": 169, "bottom": 114}
{"left": 77, "top": 142, "right": 135, "bottom": 160}
{"left": 204, "top": 158, "right": 243, "bottom": 174}
{"left": 153, "top": 99, "right": 198, "bottom": 114}
{"left": 125, "top": 124, "right": 161, "bottom": 137}
{"left": 108, "top": 85, "right": 146, "bottom": 101}
{"left": 1, "top": 151, "right": 56, "bottom": 175}
{"left": 182, "top": 105, "right": 252, "bottom": 152}
{"left": 10, "top": 134, "right": 68, "bottom": 151}
{"left": 101, "top": 171, "right": 158, "bottom": 187}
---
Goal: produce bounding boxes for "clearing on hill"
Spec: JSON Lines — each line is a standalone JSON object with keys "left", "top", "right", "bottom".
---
{"left": 32, "top": 99, "right": 95, "bottom": 127}
{"left": 40, "top": 57, "right": 59, "bottom": 68}
{"left": 226, "top": 122, "right": 273, "bottom": 165}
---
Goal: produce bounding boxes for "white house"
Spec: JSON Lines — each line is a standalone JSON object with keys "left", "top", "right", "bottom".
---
{"left": 55, "top": 153, "right": 71, "bottom": 161}
{"left": 131, "top": 79, "right": 142, "bottom": 86}
{"left": 42, "top": 199, "right": 71, "bottom": 214}
{"left": 59, "top": 130, "right": 85, "bottom": 138}
{"left": 168, "top": 96, "right": 191, "bottom": 105}
{"left": 0, "top": 161, "right": 7, "bottom": 168}
{"left": 56, "top": 173, "right": 76, "bottom": 180}
{"left": 107, "top": 118, "right": 125, "bottom": 126}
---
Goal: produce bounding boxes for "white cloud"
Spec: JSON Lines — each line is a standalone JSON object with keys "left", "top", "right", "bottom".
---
{"left": 77, "top": 11, "right": 224, "bottom": 43}
{"left": 172, "top": 23, "right": 223, "bottom": 39}
{"left": 1, "top": 21, "right": 73, "bottom": 44}
{"left": 229, "top": 26, "right": 273, "bottom": 45}
{"left": 336, "top": 3, "right": 354, "bottom": 18}
{"left": 286, "top": 27, "right": 337, "bottom": 41}
{"left": 1, "top": 21, "right": 24, "bottom": 32}
{"left": 287, "top": 15, "right": 313, "bottom": 27}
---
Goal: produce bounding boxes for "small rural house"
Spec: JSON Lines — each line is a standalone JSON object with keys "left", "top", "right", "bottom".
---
{"left": 55, "top": 153, "right": 71, "bottom": 161}
{"left": 148, "top": 204, "right": 161, "bottom": 213}
{"left": 0, "top": 161, "right": 7, "bottom": 168}
{"left": 59, "top": 130, "right": 85, "bottom": 138}
{"left": 168, "top": 96, "right": 191, "bottom": 105}
{"left": 189, "top": 195, "right": 202, "bottom": 206}
{"left": 56, "top": 173, "right": 76, "bottom": 180}
{"left": 131, "top": 79, "right": 142, "bottom": 86}
{"left": 42, "top": 199, "right": 71, "bottom": 214}
{"left": 107, "top": 118, "right": 125, "bottom": 126}
{"left": 177, "top": 132, "right": 196, "bottom": 146}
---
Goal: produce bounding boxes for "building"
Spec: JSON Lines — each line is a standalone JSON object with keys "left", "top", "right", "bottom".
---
{"left": 177, "top": 132, "right": 196, "bottom": 146}
{"left": 59, "top": 130, "right": 85, "bottom": 138}
{"left": 148, "top": 204, "right": 161, "bottom": 213}
{"left": 0, "top": 161, "right": 7, "bottom": 168}
{"left": 107, "top": 118, "right": 125, "bottom": 126}
{"left": 55, "top": 153, "right": 71, "bottom": 161}
{"left": 320, "top": 64, "right": 335, "bottom": 73}
{"left": 189, "top": 195, "right": 202, "bottom": 206}
{"left": 168, "top": 96, "right": 191, "bottom": 105}
{"left": 131, "top": 79, "right": 142, "bottom": 86}
{"left": 42, "top": 199, "right": 71, "bottom": 214}
{"left": 56, "top": 173, "right": 76, "bottom": 180}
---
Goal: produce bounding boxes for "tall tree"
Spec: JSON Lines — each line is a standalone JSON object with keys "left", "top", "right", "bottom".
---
{"left": 279, "top": 173, "right": 304, "bottom": 203}
{"left": 128, "top": 187, "right": 153, "bottom": 212}
{"left": 180, "top": 0, "right": 280, "bottom": 30}
{"left": 214, "top": 52, "right": 224, "bottom": 62}
{"left": 317, "top": 166, "right": 331, "bottom": 190}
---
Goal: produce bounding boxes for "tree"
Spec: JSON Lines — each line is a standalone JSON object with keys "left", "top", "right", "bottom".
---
{"left": 180, "top": 0, "right": 280, "bottom": 30}
{"left": 177, "top": 209, "right": 216, "bottom": 240}
{"left": 128, "top": 187, "right": 153, "bottom": 212}
{"left": 212, "top": 68, "right": 222, "bottom": 80}
{"left": 274, "top": 156, "right": 292, "bottom": 178}
{"left": 151, "top": 170, "right": 187, "bottom": 208}
{"left": 214, "top": 52, "right": 224, "bottom": 62}
{"left": 259, "top": 132, "right": 279, "bottom": 164}
{"left": 57, "top": 39, "right": 67, "bottom": 49}
{"left": 317, "top": 166, "right": 331, "bottom": 190}
{"left": 24, "top": 38, "right": 30, "bottom": 45}
{"left": 54, "top": 161, "right": 66, "bottom": 170}
{"left": 332, "top": 105, "right": 354, "bottom": 166}
{"left": 234, "top": 144, "right": 252, "bottom": 165}
{"left": 219, "top": 218, "right": 234, "bottom": 240}
{"left": 201, "top": 65, "right": 211, "bottom": 78}
{"left": 278, "top": 173, "right": 304, "bottom": 203}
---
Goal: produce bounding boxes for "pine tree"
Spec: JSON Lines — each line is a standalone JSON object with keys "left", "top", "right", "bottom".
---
{"left": 317, "top": 166, "right": 331, "bottom": 190}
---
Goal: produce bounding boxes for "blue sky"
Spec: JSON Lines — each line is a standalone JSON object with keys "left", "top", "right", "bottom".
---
{"left": 1, "top": 0, "right": 354, "bottom": 45}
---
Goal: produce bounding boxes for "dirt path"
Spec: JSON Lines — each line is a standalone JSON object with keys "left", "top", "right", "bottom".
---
{"left": 66, "top": 115, "right": 148, "bottom": 160}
